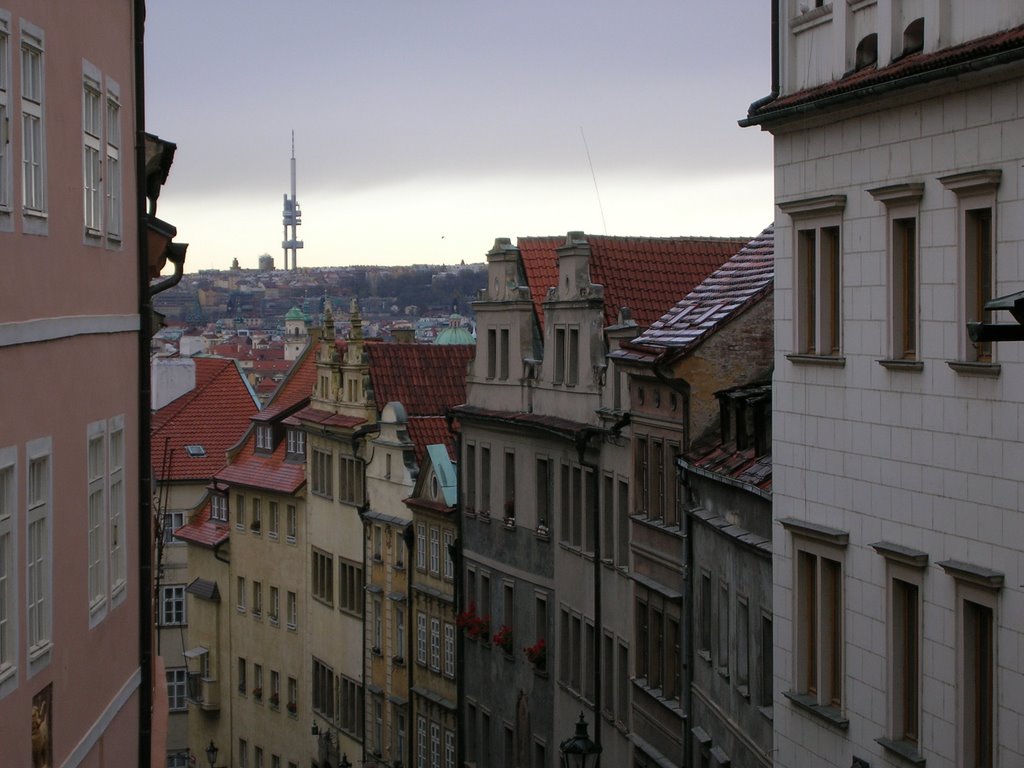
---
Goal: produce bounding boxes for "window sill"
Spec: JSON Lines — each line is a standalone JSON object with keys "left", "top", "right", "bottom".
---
{"left": 716, "top": 665, "right": 730, "bottom": 680}
{"left": 946, "top": 360, "right": 1001, "bottom": 377}
{"left": 783, "top": 690, "right": 848, "bottom": 729}
{"left": 757, "top": 705, "right": 774, "bottom": 721}
{"left": 877, "top": 358, "right": 923, "bottom": 372}
{"left": 786, "top": 353, "right": 846, "bottom": 367}
{"left": 876, "top": 737, "right": 926, "bottom": 766}
{"left": 697, "top": 649, "right": 712, "bottom": 664}
{"left": 736, "top": 684, "right": 750, "bottom": 699}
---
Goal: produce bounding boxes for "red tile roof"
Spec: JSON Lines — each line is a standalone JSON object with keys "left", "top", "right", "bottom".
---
{"left": 612, "top": 226, "right": 774, "bottom": 364}
{"left": 256, "top": 343, "right": 317, "bottom": 422}
{"left": 683, "top": 444, "right": 772, "bottom": 496}
{"left": 517, "top": 234, "right": 749, "bottom": 330}
{"left": 365, "top": 344, "right": 474, "bottom": 417}
{"left": 744, "top": 24, "right": 1024, "bottom": 125}
{"left": 216, "top": 440, "right": 307, "bottom": 494}
{"left": 292, "top": 406, "right": 367, "bottom": 429}
{"left": 174, "top": 501, "right": 230, "bottom": 548}
{"left": 406, "top": 416, "right": 455, "bottom": 465}
{"left": 151, "top": 358, "right": 260, "bottom": 482}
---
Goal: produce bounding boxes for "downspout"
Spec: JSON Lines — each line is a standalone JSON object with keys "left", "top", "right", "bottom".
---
{"left": 573, "top": 413, "right": 628, "bottom": 765}
{"left": 358, "top": 500, "right": 370, "bottom": 768}
{"left": 744, "top": 0, "right": 780, "bottom": 116}
{"left": 133, "top": 1, "right": 153, "bottom": 765}
{"left": 148, "top": 242, "right": 188, "bottom": 297}
{"left": 444, "top": 411, "right": 465, "bottom": 768}
{"left": 403, "top": 522, "right": 415, "bottom": 768}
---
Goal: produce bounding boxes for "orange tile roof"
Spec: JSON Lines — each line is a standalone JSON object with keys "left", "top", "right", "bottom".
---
{"left": 517, "top": 234, "right": 749, "bottom": 330}
{"left": 257, "top": 343, "right": 317, "bottom": 422}
{"left": 365, "top": 344, "right": 474, "bottom": 417}
{"left": 174, "top": 501, "right": 230, "bottom": 548}
{"left": 151, "top": 358, "right": 260, "bottom": 482}
{"left": 612, "top": 226, "right": 774, "bottom": 364}
{"left": 406, "top": 416, "right": 455, "bottom": 466}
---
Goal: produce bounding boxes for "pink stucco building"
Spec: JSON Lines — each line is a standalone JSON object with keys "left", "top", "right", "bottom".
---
{"left": 0, "top": 2, "right": 180, "bottom": 765}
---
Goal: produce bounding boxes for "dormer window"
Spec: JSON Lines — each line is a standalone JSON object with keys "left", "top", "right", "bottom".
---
{"left": 286, "top": 428, "right": 305, "bottom": 458}
{"left": 211, "top": 494, "right": 228, "bottom": 523}
{"left": 255, "top": 425, "right": 273, "bottom": 451}
{"left": 553, "top": 326, "right": 579, "bottom": 386}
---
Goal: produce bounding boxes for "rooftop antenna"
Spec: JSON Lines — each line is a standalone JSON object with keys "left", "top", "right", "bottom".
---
{"left": 580, "top": 126, "right": 608, "bottom": 235}
{"left": 282, "top": 131, "right": 304, "bottom": 270}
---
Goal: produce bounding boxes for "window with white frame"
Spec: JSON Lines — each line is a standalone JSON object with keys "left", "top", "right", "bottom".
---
{"left": 0, "top": 14, "right": 11, "bottom": 217}
{"left": 20, "top": 24, "right": 45, "bottom": 217}
{"left": 167, "top": 667, "right": 187, "bottom": 711}
{"left": 442, "top": 529, "right": 454, "bottom": 580}
{"left": 236, "top": 576, "right": 246, "bottom": 612}
{"left": 256, "top": 425, "right": 273, "bottom": 451}
{"left": 269, "top": 586, "right": 279, "bottom": 624}
{"left": 251, "top": 497, "right": 262, "bottom": 533}
{"left": 444, "top": 728, "right": 455, "bottom": 768}
{"left": 26, "top": 438, "right": 51, "bottom": 661}
{"left": 286, "top": 428, "right": 304, "bottom": 458}
{"left": 416, "top": 523, "right": 426, "bottom": 571}
{"left": 339, "top": 558, "right": 363, "bottom": 616}
{"left": 338, "top": 455, "right": 363, "bottom": 504}
{"left": 211, "top": 494, "right": 227, "bottom": 523}
{"left": 268, "top": 501, "right": 279, "bottom": 539}
{"left": 780, "top": 196, "right": 846, "bottom": 358}
{"left": 417, "top": 716, "right": 428, "bottom": 768}
{"left": 235, "top": 493, "right": 246, "bottom": 530}
{"left": 553, "top": 325, "right": 580, "bottom": 386}
{"left": 87, "top": 423, "right": 107, "bottom": 615}
{"left": 160, "top": 585, "right": 186, "bottom": 626}
{"left": 443, "top": 622, "right": 455, "bottom": 678}
{"left": 429, "top": 527, "right": 440, "bottom": 575}
{"left": 311, "top": 547, "right": 333, "bottom": 606}
{"left": 104, "top": 418, "right": 125, "bottom": 603}
{"left": 82, "top": 69, "right": 102, "bottom": 234}
{"left": 252, "top": 580, "right": 262, "bottom": 618}
{"left": 781, "top": 518, "right": 848, "bottom": 718}
{"left": 430, "top": 722, "right": 441, "bottom": 768}
{"left": 430, "top": 617, "right": 441, "bottom": 672}
{"left": 372, "top": 597, "right": 382, "bottom": 652}
{"left": 417, "top": 611, "right": 427, "bottom": 665}
{"left": 0, "top": 446, "right": 16, "bottom": 686}
{"left": 162, "top": 509, "right": 183, "bottom": 544}
{"left": 104, "top": 82, "right": 121, "bottom": 239}
{"left": 394, "top": 604, "right": 405, "bottom": 660}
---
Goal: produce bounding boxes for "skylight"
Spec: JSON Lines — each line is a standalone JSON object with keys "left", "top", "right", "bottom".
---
{"left": 185, "top": 445, "right": 207, "bottom": 458}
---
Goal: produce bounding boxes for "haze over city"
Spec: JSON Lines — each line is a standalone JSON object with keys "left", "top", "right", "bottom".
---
{"left": 145, "top": 0, "right": 774, "bottom": 272}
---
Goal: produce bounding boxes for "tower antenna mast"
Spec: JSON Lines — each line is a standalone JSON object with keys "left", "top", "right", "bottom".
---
{"left": 282, "top": 131, "right": 304, "bottom": 270}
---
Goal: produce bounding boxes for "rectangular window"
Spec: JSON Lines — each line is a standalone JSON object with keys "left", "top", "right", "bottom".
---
{"left": 430, "top": 617, "right": 441, "bottom": 672}
{"left": 160, "top": 585, "right": 186, "bottom": 626}
{"left": 83, "top": 75, "right": 102, "bottom": 233}
{"left": 0, "top": 448, "right": 15, "bottom": 682}
{"left": 237, "top": 576, "right": 246, "bottom": 612}
{"left": 481, "top": 447, "right": 491, "bottom": 515}
{"left": 238, "top": 656, "right": 246, "bottom": 694}
{"left": 286, "top": 428, "right": 305, "bottom": 458}
{"left": 104, "top": 85, "right": 120, "bottom": 238}
{"left": 270, "top": 669, "right": 280, "bottom": 707}
{"left": 252, "top": 580, "right": 262, "bottom": 618}
{"left": 251, "top": 497, "right": 262, "bottom": 533}
{"left": 108, "top": 417, "right": 125, "bottom": 598}
{"left": 0, "top": 18, "right": 10, "bottom": 212}
{"left": 288, "top": 676, "right": 297, "bottom": 709}
{"left": 796, "top": 549, "right": 843, "bottom": 708}
{"left": 559, "top": 608, "right": 570, "bottom": 685}
{"left": 567, "top": 327, "right": 579, "bottom": 386}
{"left": 617, "top": 640, "right": 629, "bottom": 724}
{"left": 87, "top": 424, "right": 107, "bottom": 614}
{"left": 571, "top": 466, "right": 582, "bottom": 547}
{"left": 311, "top": 547, "right": 333, "bottom": 606}
{"left": 584, "top": 620, "right": 596, "bottom": 700}
{"left": 167, "top": 667, "right": 187, "bottom": 711}
{"left": 255, "top": 425, "right": 273, "bottom": 451}
{"left": 796, "top": 225, "right": 842, "bottom": 355}
{"left": 499, "top": 328, "right": 510, "bottom": 380}
{"left": 417, "top": 611, "right": 427, "bottom": 665}
{"left": 617, "top": 479, "right": 629, "bottom": 567}
{"left": 699, "top": 571, "right": 712, "bottom": 659}
{"left": 666, "top": 616, "right": 681, "bottom": 701}
{"left": 311, "top": 449, "right": 333, "bottom": 498}
{"left": 891, "top": 578, "right": 919, "bottom": 745}
{"left": 21, "top": 27, "right": 45, "bottom": 215}
{"left": 442, "top": 529, "right": 454, "bottom": 580}
{"left": 395, "top": 605, "right": 405, "bottom": 660}
{"left": 962, "top": 598, "right": 994, "bottom": 768}
{"left": 268, "top": 501, "right": 279, "bottom": 539}
{"left": 339, "top": 456, "right": 364, "bottom": 504}
{"left": 444, "top": 729, "right": 455, "bottom": 768}
{"left": 634, "top": 436, "right": 648, "bottom": 515}
{"left": 602, "top": 631, "right": 614, "bottom": 717}
{"left": 966, "top": 207, "right": 994, "bottom": 362}
{"left": 554, "top": 328, "right": 566, "bottom": 384}
{"left": 339, "top": 559, "right": 363, "bottom": 615}
{"left": 235, "top": 493, "right": 246, "bottom": 530}
{"left": 372, "top": 597, "right": 382, "bottom": 652}
{"left": 584, "top": 468, "right": 597, "bottom": 553}
{"left": 465, "top": 443, "right": 476, "bottom": 513}
{"left": 760, "top": 613, "right": 773, "bottom": 710}
{"left": 444, "top": 621, "right": 455, "bottom": 677}
{"left": 311, "top": 658, "right": 334, "bottom": 719}
{"left": 339, "top": 675, "right": 364, "bottom": 738}
{"left": 287, "top": 590, "right": 297, "bottom": 629}
{"left": 649, "top": 607, "right": 662, "bottom": 688}
{"left": 211, "top": 494, "right": 227, "bottom": 523}
{"left": 736, "top": 597, "right": 750, "bottom": 693}
{"left": 559, "top": 463, "right": 570, "bottom": 544}
{"left": 286, "top": 504, "right": 296, "bottom": 542}
{"left": 503, "top": 451, "right": 515, "bottom": 520}
{"left": 239, "top": 740, "right": 248, "bottom": 768}
{"left": 570, "top": 614, "right": 582, "bottom": 691}
{"left": 892, "top": 217, "right": 918, "bottom": 359}
{"left": 717, "top": 582, "right": 730, "bottom": 676}
{"left": 636, "top": 598, "right": 648, "bottom": 678}
{"left": 269, "top": 586, "right": 279, "bottom": 625}
{"left": 416, "top": 523, "right": 427, "bottom": 571}
{"left": 26, "top": 441, "right": 51, "bottom": 658}
{"left": 429, "top": 527, "right": 440, "bottom": 575}
{"left": 601, "top": 474, "right": 614, "bottom": 563}
{"left": 536, "top": 457, "right": 551, "bottom": 529}
{"left": 487, "top": 328, "right": 497, "bottom": 378}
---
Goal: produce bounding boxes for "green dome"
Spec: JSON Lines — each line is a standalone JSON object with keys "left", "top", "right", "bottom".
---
{"left": 434, "top": 326, "right": 475, "bottom": 345}
{"left": 285, "top": 307, "right": 305, "bottom": 321}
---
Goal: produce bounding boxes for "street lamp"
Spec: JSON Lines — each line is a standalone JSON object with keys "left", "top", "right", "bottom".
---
{"left": 559, "top": 712, "right": 601, "bottom": 768}
{"left": 205, "top": 740, "right": 218, "bottom": 768}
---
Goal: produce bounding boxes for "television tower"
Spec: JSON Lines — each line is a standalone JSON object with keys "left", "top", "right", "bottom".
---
{"left": 282, "top": 132, "right": 304, "bottom": 270}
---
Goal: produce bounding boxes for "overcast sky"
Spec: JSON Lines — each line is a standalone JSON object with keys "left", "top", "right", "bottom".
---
{"left": 145, "top": 1, "right": 774, "bottom": 272}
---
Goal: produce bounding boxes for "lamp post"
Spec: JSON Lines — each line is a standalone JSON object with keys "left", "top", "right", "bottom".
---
{"left": 204, "top": 740, "right": 218, "bottom": 768}
{"left": 559, "top": 713, "right": 601, "bottom": 768}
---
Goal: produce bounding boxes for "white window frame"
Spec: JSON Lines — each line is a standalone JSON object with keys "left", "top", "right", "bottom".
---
{"left": 26, "top": 436, "right": 52, "bottom": 669}
{"left": 430, "top": 617, "right": 441, "bottom": 672}
{"left": 268, "top": 500, "right": 279, "bottom": 539}
{"left": 86, "top": 420, "right": 108, "bottom": 622}
{"left": 108, "top": 416, "right": 126, "bottom": 604}
{"left": 443, "top": 621, "right": 455, "bottom": 678}
{"left": 0, "top": 12, "right": 11, "bottom": 222}
{"left": 211, "top": 494, "right": 227, "bottom": 523}
{"left": 416, "top": 523, "right": 426, "bottom": 571}
{"left": 167, "top": 667, "right": 187, "bottom": 711}
{"left": 20, "top": 21, "right": 45, "bottom": 228}
{"left": 269, "top": 585, "right": 279, "bottom": 625}
{"left": 237, "top": 576, "right": 246, "bottom": 613}
{"left": 442, "top": 529, "right": 454, "bottom": 581}
{"left": 286, "top": 590, "right": 297, "bottom": 630}
{"left": 286, "top": 504, "right": 297, "bottom": 543}
{"left": 82, "top": 62, "right": 103, "bottom": 237}
{"left": 417, "top": 611, "right": 427, "bottom": 665}
{"left": 256, "top": 425, "right": 273, "bottom": 451}
{"left": 0, "top": 445, "right": 17, "bottom": 697}
{"left": 104, "top": 78, "right": 121, "bottom": 240}
{"left": 429, "top": 527, "right": 440, "bottom": 575}
{"left": 160, "top": 584, "right": 186, "bottom": 626}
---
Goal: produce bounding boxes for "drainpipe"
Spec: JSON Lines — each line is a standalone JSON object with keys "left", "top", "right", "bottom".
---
{"left": 148, "top": 242, "right": 188, "bottom": 297}
{"left": 357, "top": 500, "right": 370, "bottom": 768}
{"left": 133, "top": 1, "right": 153, "bottom": 765}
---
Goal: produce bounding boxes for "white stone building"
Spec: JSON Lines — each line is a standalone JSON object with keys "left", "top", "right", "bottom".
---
{"left": 743, "top": 3, "right": 1024, "bottom": 767}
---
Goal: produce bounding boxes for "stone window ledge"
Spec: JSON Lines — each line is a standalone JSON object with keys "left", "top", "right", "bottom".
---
{"left": 787, "top": 353, "right": 846, "bottom": 367}
{"left": 876, "top": 737, "right": 926, "bottom": 765}
{"left": 783, "top": 690, "right": 849, "bottom": 729}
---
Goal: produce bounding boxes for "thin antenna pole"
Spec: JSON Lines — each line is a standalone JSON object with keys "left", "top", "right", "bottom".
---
{"left": 580, "top": 126, "right": 608, "bottom": 235}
